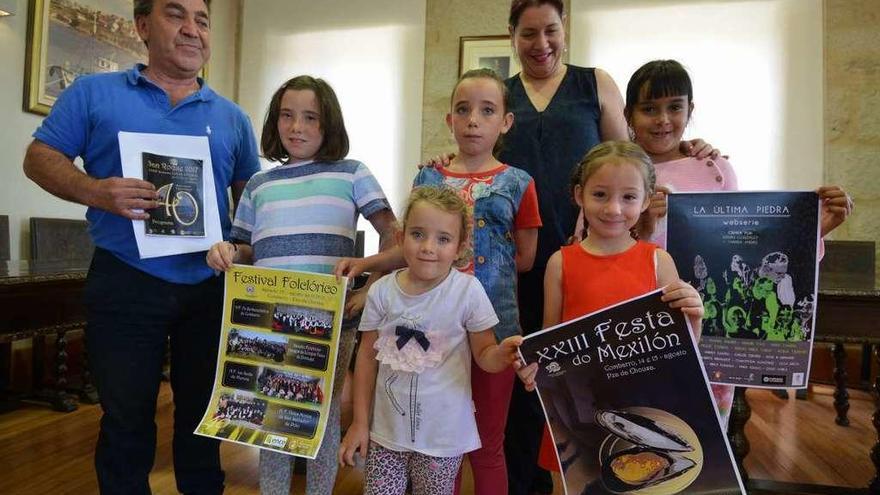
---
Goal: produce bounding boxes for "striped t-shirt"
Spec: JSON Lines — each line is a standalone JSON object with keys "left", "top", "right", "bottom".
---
{"left": 230, "top": 159, "right": 390, "bottom": 274}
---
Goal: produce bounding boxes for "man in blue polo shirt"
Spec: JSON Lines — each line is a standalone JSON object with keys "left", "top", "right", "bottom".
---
{"left": 22, "top": 1, "right": 260, "bottom": 493}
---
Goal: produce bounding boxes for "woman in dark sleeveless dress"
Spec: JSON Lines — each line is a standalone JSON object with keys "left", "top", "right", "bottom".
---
{"left": 499, "top": 2, "right": 716, "bottom": 494}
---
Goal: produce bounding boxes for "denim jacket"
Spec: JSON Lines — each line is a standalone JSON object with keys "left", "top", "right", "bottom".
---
{"left": 413, "top": 165, "right": 535, "bottom": 340}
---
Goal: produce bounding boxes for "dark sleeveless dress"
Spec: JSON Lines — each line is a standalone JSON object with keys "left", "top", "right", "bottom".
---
{"left": 501, "top": 65, "right": 603, "bottom": 495}
{"left": 500, "top": 64, "right": 602, "bottom": 270}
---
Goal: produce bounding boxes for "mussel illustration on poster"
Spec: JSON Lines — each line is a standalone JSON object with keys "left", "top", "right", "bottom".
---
{"left": 519, "top": 290, "right": 744, "bottom": 495}
{"left": 666, "top": 191, "right": 820, "bottom": 389}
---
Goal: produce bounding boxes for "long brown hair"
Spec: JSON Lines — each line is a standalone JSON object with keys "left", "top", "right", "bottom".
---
{"left": 261, "top": 75, "right": 349, "bottom": 163}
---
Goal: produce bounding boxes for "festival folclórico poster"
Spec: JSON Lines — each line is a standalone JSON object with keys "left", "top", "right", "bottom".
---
{"left": 195, "top": 265, "right": 347, "bottom": 458}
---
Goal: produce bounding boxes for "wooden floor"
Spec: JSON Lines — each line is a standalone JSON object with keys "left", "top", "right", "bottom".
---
{"left": 0, "top": 383, "right": 875, "bottom": 494}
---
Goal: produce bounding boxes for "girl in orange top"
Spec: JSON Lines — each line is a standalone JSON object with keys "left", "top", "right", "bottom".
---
{"left": 516, "top": 141, "right": 704, "bottom": 473}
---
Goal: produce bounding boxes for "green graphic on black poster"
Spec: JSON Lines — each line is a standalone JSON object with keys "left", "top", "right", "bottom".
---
{"left": 143, "top": 151, "right": 205, "bottom": 237}
{"left": 666, "top": 191, "right": 820, "bottom": 388}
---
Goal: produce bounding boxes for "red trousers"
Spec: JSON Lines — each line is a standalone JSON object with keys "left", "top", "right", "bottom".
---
{"left": 454, "top": 360, "right": 516, "bottom": 494}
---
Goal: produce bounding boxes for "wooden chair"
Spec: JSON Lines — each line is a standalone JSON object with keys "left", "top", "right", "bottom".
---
{"left": 29, "top": 217, "right": 93, "bottom": 261}
{"left": 0, "top": 215, "right": 9, "bottom": 261}
{"left": 813, "top": 240, "right": 877, "bottom": 428}
{"left": 29, "top": 217, "right": 97, "bottom": 411}
{"left": 819, "top": 240, "right": 875, "bottom": 290}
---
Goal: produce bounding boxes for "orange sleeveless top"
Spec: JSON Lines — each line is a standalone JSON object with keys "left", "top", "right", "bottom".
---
{"left": 561, "top": 240, "right": 658, "bottom": 321}
{"left": 539, "top": 240, "right": 658, "bottom": 472}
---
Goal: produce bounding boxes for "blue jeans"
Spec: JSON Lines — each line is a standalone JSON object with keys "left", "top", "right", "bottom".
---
{"left": 84, "top": 248, "right": 224, "bottom": 494}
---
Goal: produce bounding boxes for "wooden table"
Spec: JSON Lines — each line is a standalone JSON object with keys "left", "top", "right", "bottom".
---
{"left": 0, "top": 259, "right": 92, "bottom": 412}
{"left": 728, "top": 288, "right": 880, "bottom": 494}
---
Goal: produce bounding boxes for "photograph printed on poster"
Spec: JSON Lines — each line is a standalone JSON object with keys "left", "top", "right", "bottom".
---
{"left": 272, "top": 303, "right": 335, "bottom": 340}
{"left": 256, "top": 367, "right": 325, "bottom": 406}
{"left": 226, "top": 328, "right": 287, "bottom": 364}
{"left": 212, "top": 392, "right": 268, "bottom": 427}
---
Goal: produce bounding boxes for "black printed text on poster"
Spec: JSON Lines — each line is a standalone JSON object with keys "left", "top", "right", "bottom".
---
{"left": 232, "top": 299, "right": 274, "bottom": 328}
{"left": 519, "top": 290, "right": 743, "bottom": 495}
{"left": 142, "top": 151, "right": 204, "bottom": 236}
{"left": 288, "top": 341, "right": 330, "bottom": 371}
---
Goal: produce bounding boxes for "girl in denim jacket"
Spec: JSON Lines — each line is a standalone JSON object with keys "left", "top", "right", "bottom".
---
{"left": 335, "top": 68, "right": 541, "bottom": 494}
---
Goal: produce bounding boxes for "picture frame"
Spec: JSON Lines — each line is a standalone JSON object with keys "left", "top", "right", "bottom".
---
{"left": 23, "top": 0, "right": 209, "bottom": 116}
{"left": 24, "top": 0, "right": 148, "bottom": 116}
{"left": 458, "top": 35, "right": 521, "bottom": 79}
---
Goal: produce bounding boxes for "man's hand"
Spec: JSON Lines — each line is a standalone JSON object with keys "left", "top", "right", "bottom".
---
{"left": 88, "top": 177, "right": 159, "bottom": 220}
{"left": 23, "top": 140, "right": 159, "bottom": 219}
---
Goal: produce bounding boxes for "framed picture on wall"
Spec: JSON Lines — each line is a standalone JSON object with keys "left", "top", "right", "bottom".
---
{"left": 459, "top": 35, "right": 521, "bottom": 79}
{"left": 24, "top": 0, "right": 148, "bottom": 115}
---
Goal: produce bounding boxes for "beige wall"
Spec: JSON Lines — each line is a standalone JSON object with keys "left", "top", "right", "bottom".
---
{"left": 236, "top": 0, "right": 426, "bottom": 252}
{"left": 421, "top": 0, "right": 511, "bottom": 161}
{"left": 0, "top": 0, "right": 74, "bottom": 260}
{"left": 824, "top": 0, "right": 880, "bottom": 285}
{"left": 421, "top": 0, "right": 569, "bottom": 161}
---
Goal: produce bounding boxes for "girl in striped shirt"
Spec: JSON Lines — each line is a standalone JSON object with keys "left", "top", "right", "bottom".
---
{"left": 207, "top": 75, "right": 396, "bottom": 495}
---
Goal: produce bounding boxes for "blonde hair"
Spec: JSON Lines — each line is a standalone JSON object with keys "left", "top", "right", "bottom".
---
{"left": 570, "top": 141, "right": 656, "bottom": 196}
{"left": 401, "top": 186, "right": 472, "bottom": 265}
{"left": 570, "top": 141, "right": 656, "bottom": 239}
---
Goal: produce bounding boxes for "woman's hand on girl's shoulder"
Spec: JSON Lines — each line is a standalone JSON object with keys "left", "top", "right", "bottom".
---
{"left": 338, "top": 423, "right": 370, "bottom": 467}
{"left": 817, "top": 185, "right": 854, "bottom": 237}
{"left": 417, "top": 152, "right": 455, "bottom": 169}
{"left": 680, "top": 139, "right": 721, "bottom": 160}
{"left": 206, "top": 241, "right": 236, "bottom": 272}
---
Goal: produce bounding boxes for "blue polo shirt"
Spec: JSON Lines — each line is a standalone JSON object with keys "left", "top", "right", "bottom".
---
{"left": 33, "top": 64, "right": 261, "bottom": 284}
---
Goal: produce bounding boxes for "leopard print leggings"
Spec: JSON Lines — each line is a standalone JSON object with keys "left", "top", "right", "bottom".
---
{"left": 364, "top": 442, "right": 463, "bottom": 495}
